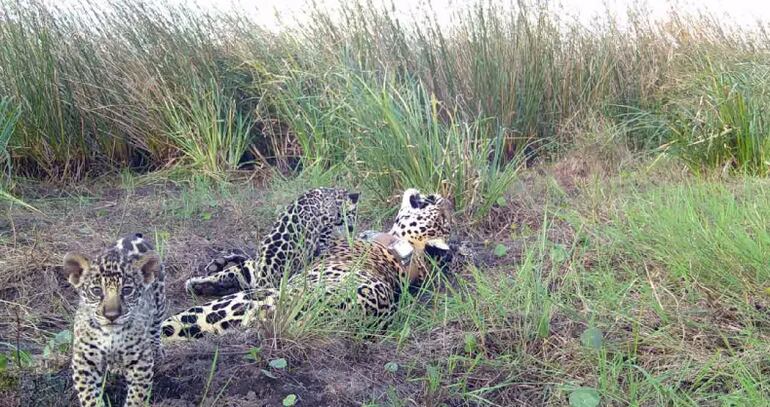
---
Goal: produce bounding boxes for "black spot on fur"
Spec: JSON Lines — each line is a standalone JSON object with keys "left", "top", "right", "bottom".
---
{"left": 179, "top": 326, "right": 203, "bottom": 338}
{"left": 205, "top": 310, "right": 227, "bottom": 324}
{"left": 162, "top": 325, "right": 175, "bottom": 337}
{"left": 181, "top": 314, "right": 198, "bottom": 324}
{"left": 212, "top": 300, "right": 232, "bottom": 311}
{"left": 232, "top": 303, "right": 246, "bottom": 316}
{"left": 190, "top": 307, "right": 204, "bottom": 313}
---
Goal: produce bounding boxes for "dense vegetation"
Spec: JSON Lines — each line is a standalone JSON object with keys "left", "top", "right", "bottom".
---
{"left": 1, "top": 0, "right": 767, "bottom": 195}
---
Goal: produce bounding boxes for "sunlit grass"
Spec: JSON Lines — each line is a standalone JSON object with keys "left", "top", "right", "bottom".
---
{"left": 1, "top": 0, "right": 766, "bottom": 184}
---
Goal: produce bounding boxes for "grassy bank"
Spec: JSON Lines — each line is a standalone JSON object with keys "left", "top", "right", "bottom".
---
{"left": 2, "top": 0, "right": 768, "bottom": 189}
{"left": 3, "top": 165, "right": 770, "bottom": 405}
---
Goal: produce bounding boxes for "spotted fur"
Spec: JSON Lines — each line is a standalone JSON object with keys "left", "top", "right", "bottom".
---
{"left": 185, "top": 187, "right": 359, "bottom": 297}
{"left": 65, "top": 233, "right": 166, "bottom": 407}
{"left": 161, "top": 188, "right": 453, "bottom": 340}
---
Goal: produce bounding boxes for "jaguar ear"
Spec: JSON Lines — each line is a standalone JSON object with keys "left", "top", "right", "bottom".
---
{"left": 63, "top": 252, "right": 90, "bottom": 288}
{"left": 409, "top": 194, "right": 420, "bottom": 209}
{"left": 347, "top": 192, "right": 360, "bottom": 204}
{"left": 400, "top": 188, "right": 421, "bottom": 210}
{"left": 135, "top": 252, "right": 162, "bottom": 286}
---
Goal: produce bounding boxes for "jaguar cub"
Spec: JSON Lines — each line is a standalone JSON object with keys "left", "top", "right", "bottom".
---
{"left": 65, "top": 233, "right": 166, "bottom": 407}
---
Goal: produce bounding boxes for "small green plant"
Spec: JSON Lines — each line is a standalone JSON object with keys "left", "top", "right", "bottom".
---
{"left": 282, "top": 394, "right": 298, "bottom": 406}
{"left": 424, "top": 364, "right": 443, "bottom": 398}
{"left": 42, "top": 329, "right": 73, "bottom": 358}
{"left": 153, "top": 229, "right": 170, "bottom": 259}
{"left": 463, "top": 333, "right": 478, "bottom": 355}
{"left": 384, "top": 361, "right": 399, "bottom": 373}
{"left": 579, "top": 327, "right": 603, "bottom": 350}
{"left": 569, "top": 387, "right": 600, "bottom": 407}
{"left": 244, "top": 347, "right": 262, "bottom": 362}
{"left": 260, "top": 357, "right": 288, "bottom": 379}
{"left": 198, "top": 348, "right": 220, "bottom": 406}
{"left": 0, "top": 343, "right": 32, "bottom": 370}
{"left": 269, "top": 358, "right": 288, "bottom": 369}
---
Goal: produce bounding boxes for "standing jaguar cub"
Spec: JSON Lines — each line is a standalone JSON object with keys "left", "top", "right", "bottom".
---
{"left": 64, "top": 233, "right": 166, "bottom": 407}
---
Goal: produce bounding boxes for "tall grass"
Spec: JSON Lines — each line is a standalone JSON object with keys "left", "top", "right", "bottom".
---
{"left": 160, "top": 78, "right": 255, "bottom": 178}
{"left": 0, "top": 0, "right": 767, "bottom": 185}
{"left": 0, "top": 0, "right": 263, "bottom": 178}
{"left": 0, "top": 97, "right": 37, "bottom": 211}
{"left": 0, "top": 97, "right": 18, "bottom": 180}
{"left": 658, "top": 59, "right": 770, "bottom": 174}
{"left": 265, "top": 68, "right": 520, "bottom": 212}
{"left": 297, "top": 1, "right": 692, "bottom": 151}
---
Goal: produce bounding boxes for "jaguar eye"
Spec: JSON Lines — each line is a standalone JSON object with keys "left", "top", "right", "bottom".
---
{"left": 89, "top": 286, "right": 103, "bottom": 298}
{"left": 121, "top": 286, "right": 135, "bottom": 296}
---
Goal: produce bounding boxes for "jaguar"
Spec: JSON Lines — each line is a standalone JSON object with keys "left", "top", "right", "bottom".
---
{"left": 161, "top": 188, "right": 452, "bottom": 340}
{"left": 65, "top": 233, "right": 166, "bottom": 407}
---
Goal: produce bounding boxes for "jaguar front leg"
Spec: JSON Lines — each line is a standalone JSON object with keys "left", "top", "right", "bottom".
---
{"left": 71, "top": 342, "right": 107, "bottom": 407}
{"left": 185, "top": 260, "right": 258, "bottom": 296}
{"left": 203, "top": 251, "right": 250, "bottom": 275}
{"left": 123, "top": 347, "right": 154, "bottom": 407}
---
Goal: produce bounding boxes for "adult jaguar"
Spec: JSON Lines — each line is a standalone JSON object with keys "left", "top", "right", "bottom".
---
{"left": 161, "top": 188, "right": 452, "bottom": 340}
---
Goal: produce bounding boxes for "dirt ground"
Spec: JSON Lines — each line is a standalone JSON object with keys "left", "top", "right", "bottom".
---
{"left": 0, "top": 165, "right": 585, "bottom": 407}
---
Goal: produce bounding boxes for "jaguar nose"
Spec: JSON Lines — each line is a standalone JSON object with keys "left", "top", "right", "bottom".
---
{"left": 103, "top": 306, "right": 122, "bottom": 322}
{"left": 102, "top": 298, "right": 122, "bottom": 322}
